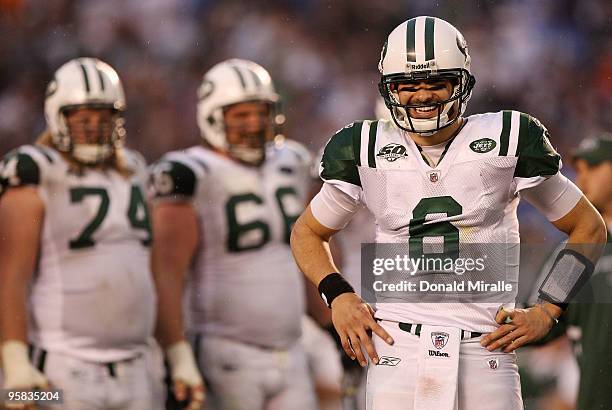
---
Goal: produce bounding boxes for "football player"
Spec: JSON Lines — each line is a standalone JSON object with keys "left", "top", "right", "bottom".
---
{"left": 529, "top": 134, "right": 612, "bottom": 410}
{"left": 290, "top": 16, "right": 607, "bottom": 410}
{"left": 150, "top": 59, "right": 316, "bottom": 410}
{"left": 0, "top": 58, "right": 160, "bottom": 409}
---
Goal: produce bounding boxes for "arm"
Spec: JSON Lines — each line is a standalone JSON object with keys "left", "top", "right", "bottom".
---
{"left": 0, "top": 187, "right": 48, "bottom": 389}
{"left": 151, "top": 201, "right": 199, "bottom": 347}
{"left": 151, "top": 201, "right": 205, "bottom": 406}
{"left": 291, "top": 206, "right": 393, "bottom": 367}
{"left": 482, "top": 196, "right": 606, "bottom": 352}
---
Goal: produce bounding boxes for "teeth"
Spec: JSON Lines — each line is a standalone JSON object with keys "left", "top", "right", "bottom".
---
{"left": 415, "top": 106, "right": 436, "bottom": 112}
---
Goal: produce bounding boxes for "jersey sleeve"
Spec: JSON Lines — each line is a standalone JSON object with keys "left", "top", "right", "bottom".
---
{"left": 513, "top": 113, "right": 562, "bottom": 193}
{"left": 0, "top": 145, "right": 54, "bottom": 196}
{"left": 148, "top": 153, "right": 205, "bottom": 202}
{"left": 319, "top": 122, "right": 363, "bottom": 201}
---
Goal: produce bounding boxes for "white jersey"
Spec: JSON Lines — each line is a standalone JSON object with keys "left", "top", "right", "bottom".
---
{"left": 150, "top": 140, "right": 311, "bottom": 349}
{"left": 0, "top": 145, "right": 155, "bottom": 362}
{"left": 319, "top": 111, "right": 562, "bottom": 332}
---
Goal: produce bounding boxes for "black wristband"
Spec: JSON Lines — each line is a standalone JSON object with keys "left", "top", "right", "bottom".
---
{"left": 318, "top": 273, "right": 355, "bottom": 308}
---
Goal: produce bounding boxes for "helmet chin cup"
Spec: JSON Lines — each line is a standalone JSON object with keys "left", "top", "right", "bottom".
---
{"left": 393, "top": 99, "right": 457, "bottom": 134}
{"left": 228, "top": 145, "right": 265, "bottom": 166}
{"left": 72, "top": 144, "right": 113, "bottom": 164}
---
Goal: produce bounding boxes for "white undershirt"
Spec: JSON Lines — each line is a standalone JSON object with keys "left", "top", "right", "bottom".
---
{"left": 419, "top": 140, "right": 449, "bottom": 167}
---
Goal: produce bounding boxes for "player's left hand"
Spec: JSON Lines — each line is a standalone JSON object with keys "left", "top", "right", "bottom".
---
{"left": 480, "top": 306, "right": 555, "bottom": 353}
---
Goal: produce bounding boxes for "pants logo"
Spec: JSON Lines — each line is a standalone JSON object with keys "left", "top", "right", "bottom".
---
{"left": 431, "top": 332, "right": 449, "bottom": 349}
{"left": 486, "top": 357, "right": 499, "bottom": 370}
{"left": 378, "top": 356, "right": 401, "bottom": 366}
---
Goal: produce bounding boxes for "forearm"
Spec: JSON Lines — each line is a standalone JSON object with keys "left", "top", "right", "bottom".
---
{"left": 151, "top": 202, "right": 199, "bottom": 348}
{"left": 0, "top": 274, "right": 29, "bottom": 343}
{"left": 153, "top": 267, "right": 187, "bottom": 348}
{"left": 290, "top": 214, "right": 340, "bottom": 287}
{"left": 537, "top": 196, "right": 607, "bottom": 314}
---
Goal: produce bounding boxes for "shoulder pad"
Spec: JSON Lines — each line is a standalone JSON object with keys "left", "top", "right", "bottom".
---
{"left": 0, "top": 145, "right": 56, "bottom": 195}
{"left": 280, "top": 138, "right": 313, "bottom": 166}
{"left": 320, "top": 122, "right": 364, "bottom": 187}
{"left": 149, "top": 151, "right": 206, "bottom": 199}
{"left": 513, "top": 112, "right": 561, "bottom": 178}
{"left": 123, "top": 149, "right": 148, "bottom": 175}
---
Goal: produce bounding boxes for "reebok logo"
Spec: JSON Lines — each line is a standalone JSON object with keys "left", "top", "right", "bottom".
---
{"left": 378, "top": 356, "right": 401, "bottom": 366}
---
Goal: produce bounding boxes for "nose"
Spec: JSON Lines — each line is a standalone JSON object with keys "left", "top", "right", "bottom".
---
{"left": 412, "top": 88, "right": 435, "bottom": 104}
{"left": 244, "top": 112, "right": 267, "bottom": 130}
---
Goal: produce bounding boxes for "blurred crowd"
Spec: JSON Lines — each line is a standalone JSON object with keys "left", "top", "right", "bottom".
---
{"left": 1, "top": 0, "right": 610, "bottom": 250}
{"left": 1, "top": 0, "right": 610, "bottom": 157}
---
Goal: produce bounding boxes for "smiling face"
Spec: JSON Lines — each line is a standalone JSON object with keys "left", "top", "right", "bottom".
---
{"left": 396, "top": 79, "right": 455, "bottom": 119}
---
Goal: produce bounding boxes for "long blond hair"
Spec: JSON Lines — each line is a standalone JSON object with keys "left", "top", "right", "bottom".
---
{"left": 36, "top": 130, "right": 133, "bottom": 177}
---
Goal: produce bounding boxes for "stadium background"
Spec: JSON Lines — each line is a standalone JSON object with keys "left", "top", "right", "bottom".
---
{"left": 0, "top": 0, "right": 610, "bottom": 408}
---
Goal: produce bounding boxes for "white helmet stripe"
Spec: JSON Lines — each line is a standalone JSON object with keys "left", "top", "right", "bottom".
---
{"left": 415, "top": 16, "right": 426, "bottom": 63}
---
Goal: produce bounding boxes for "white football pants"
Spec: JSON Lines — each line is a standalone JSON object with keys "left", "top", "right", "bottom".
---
{"left": 366, "top": 320, "right": 523, "bottom": 410}
{"left": 37, "top": 349, "right": 161, "bottom": 410}
{"left": 195, "top": 335, "right": 316, "bottom": 410}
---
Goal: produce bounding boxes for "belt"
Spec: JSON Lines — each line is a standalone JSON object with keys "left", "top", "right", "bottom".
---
{"left": 29, "top": 346, "right": 139, "bottom": 378}
{"left": 398, "top": 322, "right": 482, "bottom": 340}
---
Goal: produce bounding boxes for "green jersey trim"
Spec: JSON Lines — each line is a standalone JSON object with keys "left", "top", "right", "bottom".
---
{"left": 320, "top": 122, "right": 363, "bottom": 187}
{"left": 514, "top": 113, "right": 561, "bottom": 178}
{"left": 368, "top": 120, "right": 379, "bottom": 168}
{"left": 498, "top": 110, "right": 512, "bottom": 156}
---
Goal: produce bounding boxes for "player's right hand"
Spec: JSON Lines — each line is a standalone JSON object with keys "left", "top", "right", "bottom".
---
{"left": 330, "top": 293, "right": 394, "bottom": 367}
{"left": 1, "top": 340, "right": 49, "bottom": 410}
{"left": 165, "top": 340, "right": 206, "bottom": 410}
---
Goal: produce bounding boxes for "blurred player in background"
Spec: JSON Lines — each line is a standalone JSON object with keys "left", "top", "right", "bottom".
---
{"left": 150, "top": 59, "right": 316, "bottom": 410}
{"left": 291, "top": 16, "right": 607, "bottom": 410}
{"left": 532, "top": 134, "right": 612, "bottom": 410}
{"left": 0, "top": 58, "right": 159, "bottom": 409}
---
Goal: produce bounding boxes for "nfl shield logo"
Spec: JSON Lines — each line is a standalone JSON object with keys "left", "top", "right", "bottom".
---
{"left": 486, "top": 357, "right": 499, "bottom": 370}
{"left": 431, "top": 332, "right": 449, "bottom": 349}
{"left": 428, "top": 171, "right": 440, "bottom": 183}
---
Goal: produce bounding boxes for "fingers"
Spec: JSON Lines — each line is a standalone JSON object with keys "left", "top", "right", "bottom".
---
{"left": 356, "top": 327, "right": 380, "bottom": 365}
{"left": 173, "top": 380, "right": 206, "bottom": 410}
{"left": 173, "top": 380, "right": 187, "bottom": 402}
{"left": 339, "top": 332, "right": 356, "bottom": 361}
{"left": 347, "top": 330, "right": 367, "bottom": 367}
{"left": 485, "top": 327, "right": 526, "bottom": 352}
{"left": 494, "top": 307, "right": 513, "bottom": 324}
{"left": 503, "top": 335, "right": 530, "bottom": 353}
{"left": 480, "top": 324, "right": 516, "bottom": 349}
{"left": 369, "top": 321, "right": 394, "bottom": 346}
{"left": 186, "top": 384, "right": 206, "bottom": 410}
